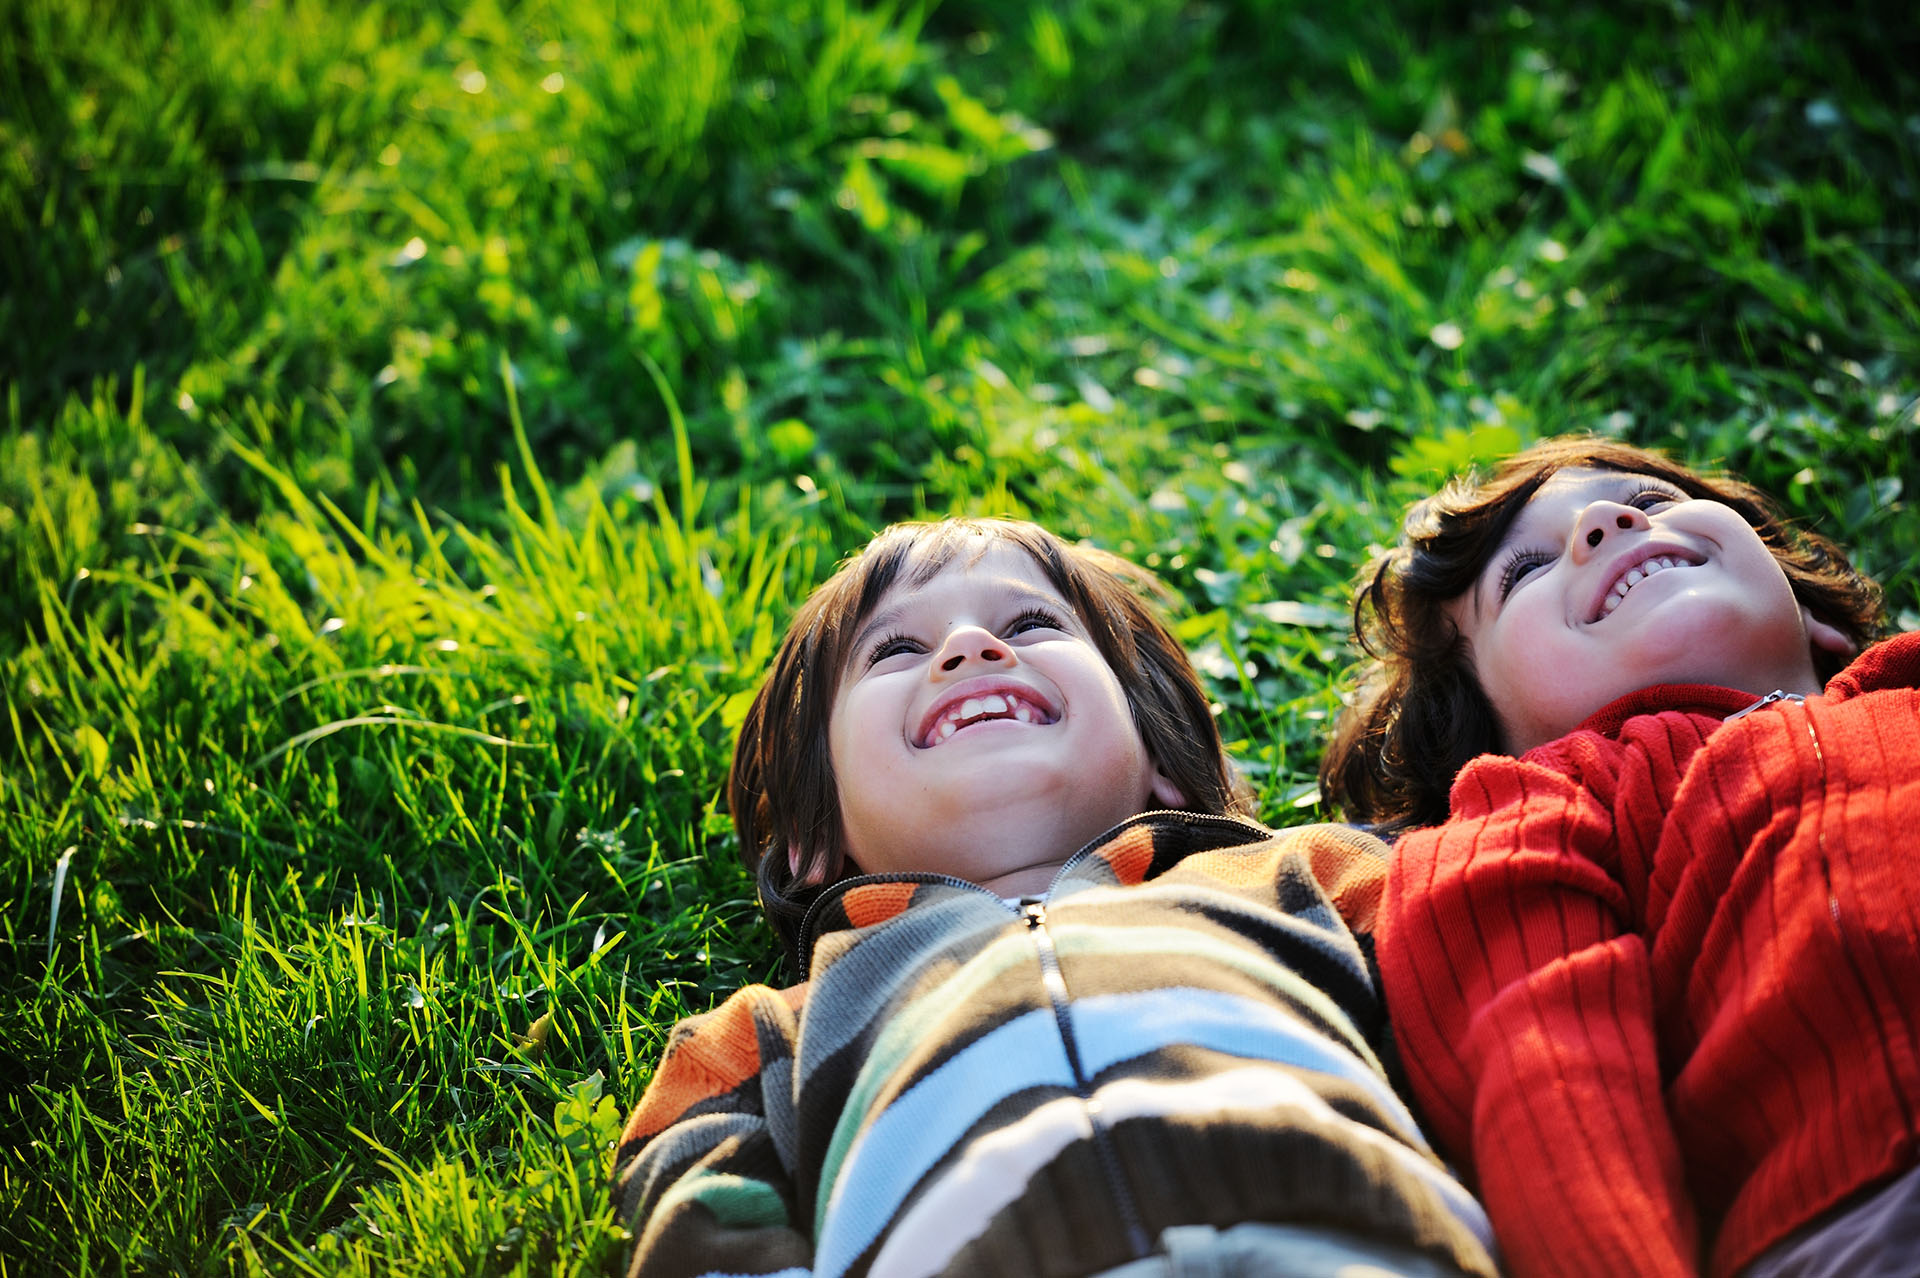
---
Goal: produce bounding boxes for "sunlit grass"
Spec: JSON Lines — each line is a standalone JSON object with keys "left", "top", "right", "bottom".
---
{"left": 4, "top": 0, "right": 1918, "bottom": 1272}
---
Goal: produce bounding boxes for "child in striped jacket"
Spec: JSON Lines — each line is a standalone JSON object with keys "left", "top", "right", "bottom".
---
{"left": 1322, "top": 435, "right": 1917, "bottom": 1278}
{"left": 615, "top": 516, "right": 1499, "bottom": 1278}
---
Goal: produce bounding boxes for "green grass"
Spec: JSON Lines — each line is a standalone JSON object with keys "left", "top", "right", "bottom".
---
{"left": 4, "top": 0, "right": 1918, "bottom": 1273}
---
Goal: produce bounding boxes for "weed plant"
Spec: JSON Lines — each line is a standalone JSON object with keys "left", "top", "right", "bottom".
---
{"left": 4, "top": 0, "right": 1918, "bottom": 1273}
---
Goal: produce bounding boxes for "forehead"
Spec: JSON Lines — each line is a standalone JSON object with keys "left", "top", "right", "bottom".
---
{"left": 1503, "top": 466, "right": 1665, "bottom": 534}
{"left": 870, "top": 535, "right": 1059, "bottom": 611}
{"left": 1528, "top": 465, "right": 1653, "bottom": 504}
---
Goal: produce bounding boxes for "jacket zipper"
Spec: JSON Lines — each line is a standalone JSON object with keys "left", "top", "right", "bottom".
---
{"left": 1020, "top": 895, "right": 1153, "bottom": 1260}
{"left": 792, "top": 814, "right": 1275, "bottom": 1256}
{"left": 1723, "top": 689, "right": 1805, "bottom": 720}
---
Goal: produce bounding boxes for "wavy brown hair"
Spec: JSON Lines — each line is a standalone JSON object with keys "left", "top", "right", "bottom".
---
{"left": 1320, "top": 436, "right": 1884, "bottom": 838}
{"left": 731, "top": 517, "right": 1254, "bottom": 970}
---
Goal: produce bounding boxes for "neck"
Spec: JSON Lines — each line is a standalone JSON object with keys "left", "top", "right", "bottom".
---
{"left": 973, "top": 860, "right": 1066, "bottom": 898}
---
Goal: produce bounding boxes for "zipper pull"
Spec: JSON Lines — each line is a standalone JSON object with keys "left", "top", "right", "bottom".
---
{"left": 1019, "top": 896, "right": 1046, "bottom": 928}
{"left": 1725, "top": 689, "right": 1805, "bottom": 721}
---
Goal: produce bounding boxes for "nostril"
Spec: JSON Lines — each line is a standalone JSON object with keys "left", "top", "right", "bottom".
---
{"left": 1615, "top": 514, "right": 1632, "bottom": 529}
{"left": 942, "top": 646, "right": 1004, "bottom": 671}
{"left": 1586, "top": 527, "right": 1604, "bottom": 548}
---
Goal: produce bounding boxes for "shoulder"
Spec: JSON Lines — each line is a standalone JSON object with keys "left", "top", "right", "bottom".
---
{"left": 621, "top": 982, "right": 808, "bottom": 1145}
{"left": 1823, "top": 631, "right": 1920, "bottom": 701}
{"left": 1136, "top": 816, "right": 1391, "bottom": 932}
{"left": 1078, "top": 810, "right": 1279, "bottom": 885}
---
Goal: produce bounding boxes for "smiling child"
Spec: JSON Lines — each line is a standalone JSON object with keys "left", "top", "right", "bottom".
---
{"left": 1322, "top": 436, "right": 1920, "bottom": 1278}
{"left": 615, "top": 517, "right": 1499, "bottom": 1278}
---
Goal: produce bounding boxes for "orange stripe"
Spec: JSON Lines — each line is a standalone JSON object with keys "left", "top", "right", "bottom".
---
{"left": 1098, "top": 824, "right": 1156, "bottom": 885}
{"left": 1307, "top": 830, "right": 1386, "bottom": 933}
{"left": 842, "top": 881, "right": 918, "bottom": 929}
{"left": 622, "top": 986, "right": 795, "bottom": 1142}
{"left": 1182, "top": 826, "right": 1385, "bottom": 929}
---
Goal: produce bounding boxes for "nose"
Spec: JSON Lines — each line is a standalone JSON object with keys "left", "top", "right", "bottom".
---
{"left": 932, "top": 625, "right": 1013, "bottom": 675}
{"left": 1570, "top": 500, "right": 1650, "bottom": 562}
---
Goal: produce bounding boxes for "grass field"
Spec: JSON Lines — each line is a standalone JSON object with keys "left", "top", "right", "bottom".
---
{"left": 4, "top": 0, "right": 1918, "bottom": 1273}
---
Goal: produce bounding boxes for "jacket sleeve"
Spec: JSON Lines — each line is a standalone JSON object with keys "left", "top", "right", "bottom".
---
{"left": 1380, "top": 754, "right": 1699, "bottom": 1278}
{"left": 614, "top": 982, "right": 814, "bottom": 1278}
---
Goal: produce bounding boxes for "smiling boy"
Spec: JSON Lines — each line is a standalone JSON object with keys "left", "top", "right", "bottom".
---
{"left": 827, "top": 538, "right": 1183, "bottom": 892}
{"left": 1323, "top": 436, "right": 1920, "bottom": 1278}
{"left": 616, "top": 518, "right": 1499, "bottom": 1278}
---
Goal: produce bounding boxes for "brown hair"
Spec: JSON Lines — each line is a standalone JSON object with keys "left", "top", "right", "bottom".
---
{"left": 1321, "top": 436, "right": 1884, "bottom": 837}
{"left": 731, "top": 517, "right": 1253, "bottom": 967}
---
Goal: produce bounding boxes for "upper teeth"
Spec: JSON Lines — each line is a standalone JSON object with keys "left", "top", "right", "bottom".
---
{"left": 1600, "top": 556, "right": 1688, "bottom": 616}
{"left": 929, "top": 692, "right": 1039, "bottom": 743}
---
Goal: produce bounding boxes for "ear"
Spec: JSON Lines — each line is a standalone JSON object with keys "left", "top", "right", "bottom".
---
{"left": 1148, "top": 765, "right": 1186, "bottom": 809}
{"left": 1803, "top": 607, "right": 1857, "bottom": 662}
{"left": 786, "top": 842, "right": 817, "bottom": 887}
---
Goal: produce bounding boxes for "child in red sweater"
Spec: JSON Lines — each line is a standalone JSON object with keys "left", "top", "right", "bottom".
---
{"left": 1321, "top": 436, "right": 1920, "bottom": 1278}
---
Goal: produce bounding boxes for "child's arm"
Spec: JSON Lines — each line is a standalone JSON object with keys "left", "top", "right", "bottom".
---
{"left": 1380, "top": 757, "right": 1699, "bottom": 1278}
{"left": 614, "top": 982, "right": 814, "bottom": 1278}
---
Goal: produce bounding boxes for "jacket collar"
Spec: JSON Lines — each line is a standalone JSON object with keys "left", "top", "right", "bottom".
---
{"left": 1566, "top": 632, "right": 1918, "bottom": 741}
{"left": 794, "top": 810, "right": 1273, "bottom": 970}
{"left": 1572, "top": 682, "right": 1767, "bottom": 739}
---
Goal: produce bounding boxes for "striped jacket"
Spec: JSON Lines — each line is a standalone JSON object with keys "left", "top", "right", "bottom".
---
{"left": 1381, "top": 632, "right": 1920, "bottom": 1278}
{"left": 614, "top": 812, "right": 1499, "bottom": 1277}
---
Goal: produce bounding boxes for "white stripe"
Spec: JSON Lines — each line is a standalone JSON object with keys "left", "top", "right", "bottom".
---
{"left": 867, "top": 1095, "right": 1093, "bottom": 1278}
{"left": 867, "top": 1066, "right": 1494, "bottom": 1276}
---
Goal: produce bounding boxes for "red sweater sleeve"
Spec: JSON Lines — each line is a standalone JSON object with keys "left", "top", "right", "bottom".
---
{"left": 1383, "top": 755, "right": 1699, "bottom": 1278}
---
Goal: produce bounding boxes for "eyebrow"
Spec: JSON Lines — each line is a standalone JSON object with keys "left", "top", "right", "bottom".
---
{"left": 846, "top": 604, "right": 910, "bottom": 666}
{"left": 847, "top": 579, "right": 1070, "bottom": 666}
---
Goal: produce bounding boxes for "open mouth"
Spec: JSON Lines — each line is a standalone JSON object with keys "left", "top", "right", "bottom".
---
{"left": 1595, "top": 553, "right": 1702, "bottom": 621}
{"left": 918, "top": 689, "right": 1057, "bottom": 747}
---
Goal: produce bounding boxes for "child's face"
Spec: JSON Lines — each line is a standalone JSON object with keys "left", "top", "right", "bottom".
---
{"left": 1448, "top": 467, "right": 1852, "bottom": 754}
{"left": 826, "top": 536, "right": 1181, "bottom": 894}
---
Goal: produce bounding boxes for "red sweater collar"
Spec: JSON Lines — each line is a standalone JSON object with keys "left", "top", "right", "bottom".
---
{"left": 1569, "top": 631, "right": 1920, "bottom": 739}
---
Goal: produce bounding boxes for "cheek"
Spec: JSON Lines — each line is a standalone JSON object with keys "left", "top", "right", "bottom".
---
{"left": 1470, "top": 621, "right": 1542, "bottom": 715}
{"left": 824, "top": 692, "right": 870, "bottom": 771}
{"left": 1086, "top": 664, "right": 1145, "bottom": 732}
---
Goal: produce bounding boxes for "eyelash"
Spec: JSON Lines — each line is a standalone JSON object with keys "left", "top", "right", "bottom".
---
{"left": 1494, "top": 487, "right": 1685, "bottom": 600}
{"left": 864, "top": 632, "right": 920, "bottom": 666}
{"left": 1008, "top": 607, "right": 1066, "bottom": 636}
{"left": 1495, "top": 549, "right": 1552, "bottom": 600}
{"left": 862, "top": 608, "right": 1067, "bottom": 667}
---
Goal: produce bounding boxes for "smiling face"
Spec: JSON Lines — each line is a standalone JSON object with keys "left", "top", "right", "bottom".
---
{"left": 826, "top": 536, "right": 1181, "bottom": 894}
{"left": 1450, "top": 467, "right": 1853, "bottom": 754}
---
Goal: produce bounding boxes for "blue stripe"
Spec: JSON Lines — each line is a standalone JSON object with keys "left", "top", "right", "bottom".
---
{"left": 813, "top": 932, "right": 1037, "bottom": 1222}
{"left": 815, "top": 1008, "right": 1072, "bottom": 1276}
{"left": 1072, "top": 987, "right": 1430, "bottom": 1148}
{"left": 800, "top": 890, "right": 1010, "bottom": 1069}
{"left": 817, "top": 987, "right": 1441, "bottom": 1276}
{"left": 1050, "top": 918, "right": 1380, "bottom": 1068}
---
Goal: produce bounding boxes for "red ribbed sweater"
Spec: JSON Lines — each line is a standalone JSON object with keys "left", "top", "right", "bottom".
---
{"left": 1380, "top": 632, "right": 1920, "bottom": 1278}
